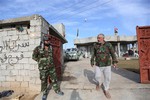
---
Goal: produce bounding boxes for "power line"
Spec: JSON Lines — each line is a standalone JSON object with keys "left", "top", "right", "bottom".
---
{"left": 49, "top": 0, "right": 100, "bottom": 22}
{"left": 49, "top": 0, "right": 86, "bottom": 19}
{"left": 50, "top": 0, "right": 112, "bottom": 23}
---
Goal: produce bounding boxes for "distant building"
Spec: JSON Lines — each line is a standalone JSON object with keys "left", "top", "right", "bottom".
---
{"left": 74, "top": 34, "right": 137, "bottom": 58}
{"left": 0, "top": 14, "right": 67, "bottom": 93}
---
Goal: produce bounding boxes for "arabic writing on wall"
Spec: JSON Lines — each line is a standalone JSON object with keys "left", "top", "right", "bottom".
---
{"left": 0, "top": 35, "right": 29, "bottom": 66}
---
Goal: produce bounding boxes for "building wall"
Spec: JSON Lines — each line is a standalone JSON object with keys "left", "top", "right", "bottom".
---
{"left": 0, "top": 15, "right": 46, "bottom": 93}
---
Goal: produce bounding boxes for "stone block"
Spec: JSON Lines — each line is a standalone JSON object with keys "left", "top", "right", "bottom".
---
{"left": 18, "top": 34, "right": 29, "bottom": 40}
{"left": 19, "top": 58, "right": 29, "bottom": 64}
{"left": 0, "top": 31, "right": 7, "bottom": 37}
{"left": 0, "top": 76, "right": 6, "bottom": 81}
{"left": 14, "top": 64, "right": 24, "bottom": 69}
{"left": 16, "top": 76, "right": 23, "bottom": 81}
{"left": 1, "top": 82, "right": 11, "bottom": 87}
{"left": 29, "top": 58, "right": 37, "bottom": 64}
{"left": 30, "top": 26, "right": 36, "bottom": 32}
{"left": 30, "top": 70, "right": 39, "bottom": 77}
{"left": 6, "top": 76, "right": 16, "bottom": 81}
{"left": 10, "top": 70, "right": 19, "bottom": 75}
{"left": 11, "top": 35, "right": 20, "bottom": 40}
{"left": 1, "top": 70, "right": 11, "bottom": 75}
{"left": 0, "top": 64, "right": 7, "bottom": 69}
{"left": 23, "top": 76, "right": 30, "bottom": 81}
{"left": 21, "top": 81, "right": 29, "bottom": 88}
{"left": 22, "top": 52, "right": 31, "bottom": 58}
{"left": 7, "top": 30, "right": 17, "bottom": 36}
{"left": 35, "top": 78, "right": 41, "bottom": 85}
{"left": 19, "top": 70, "right": 29, "bottom": 76}
{"left": 6, "top": 65, "right": 14, "bottom": 70}
{"left": 29, "top": 39, "right": 35, "bottom": 45}
{"left": 29, "top": 64, "right": 36, "bottom": 70}
{"left": 23, "top": 64, "right": 31, "bottom": 70}
{"left": 29, "top": 84, "right": 40, "bottom": 91}
{"left": 10, "top": 81, "right": 21, "bottom": 87}
{"left": 35, "top": 38, "right": 41, "bottom": 45}
{"left": 29, "top": 77, "right": 36, "bottom": 84}
{"left": 35, "top": 26, "right": 41, "bottom": 32}
{"left": 28, "top": 44, "right": 36, "bottom": 51}
{"left": 30, "top": 20, "right": 41, "bottom": 26}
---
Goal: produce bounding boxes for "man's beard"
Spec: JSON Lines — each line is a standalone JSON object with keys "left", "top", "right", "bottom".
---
{"left": 44, "top": 43, "right": 50, "bottom": 47}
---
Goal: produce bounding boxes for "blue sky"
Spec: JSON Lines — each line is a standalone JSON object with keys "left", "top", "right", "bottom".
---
{"left": 0, "top": 0, "right": 149, "bottom": 49}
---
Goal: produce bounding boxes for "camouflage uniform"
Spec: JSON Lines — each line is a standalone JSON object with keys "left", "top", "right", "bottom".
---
{"left": 91, "top": 41, "right": 118, "bottom": 91}
{"left": 91, "top": 42, "right": 118, "bottom": 66}
{"left": 32, "top": 45, "right": 60, "bottom": 95}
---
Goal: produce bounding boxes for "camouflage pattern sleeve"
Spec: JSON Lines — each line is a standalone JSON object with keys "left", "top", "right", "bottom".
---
{"left": 107, "top": 43, "right": 118, "bottom": 64}
{"left": 90, "top": 43, "right": 96, "bottom": 65}
{"left": 32, "top": 46, "right": 40, "bottom": 62}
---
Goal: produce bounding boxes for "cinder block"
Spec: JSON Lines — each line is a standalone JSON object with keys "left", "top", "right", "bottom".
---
{"left": 29, "top": 64, "right": 36, "bottom": 70}
{"left": 19, "top": 70, "right": 29, "bottom": 76}
{"left": 30, "top": 26, "right": 36, "bottom": 32}
{"left": 19, "top": 58, "right": 29, "bottom": 64}
{"left": 6, "top": 76, "right": 16, "bottom": 81}
{"left": 29, "top": 83, "right": 40, "bottom": 91}
{"left": 35, "top": 26, "right": 41, "bottom": 32}
{"left": 29, "top": 39, "right": 35, "bottom": 45}
{"left": 0, "top": 64, "right": 7, "bottom": 69}
{"left": 11, "top": 35, "right": 20, "bottom": 40}
{"left": 30, "top": 20, "right": 41, "bottom": 26}
{"left": 19, "top": 34, "right": 29, "bottom": 40}
{"left": 23, "top": 76, "right": 30, "bottom": 81}
{"left": 14, "top": 64, "right": 24, "bottom": 69}
{"left": 0, "top": 76, "right": 6, "bottom": 81}
{"left": 16, "top": 76, "right": 24, "bottom": 81}
{"left": 23, "top": 64, "right": 30, "bottom": 70}
{"left": 29, "top": 77, "right": 36, "bottom": 84}
{"left": 35, "top": 78, "right": 41, "bottom": 85}
{"left": 1, "top": 70, "right": 11, "bottom": 75}
{"left": 7, "top": 30, "right": 17, "bottom": 36}
{"left": 30, "top": 70, "right": 39, "bottom": 77}
{"left": 1, "top": 82, "right": 11, "bottom": 87}
{"left": 22, "top": 52, "right": 31, "bottom": 58}
{"left": 10, "top": 70, "right": 19, "bottom": 75}
{"left": 21, "top": 81, "right": 29, "bottom": 88}
{"left": 10, "top": 81, "right": 21, "bottom": 87}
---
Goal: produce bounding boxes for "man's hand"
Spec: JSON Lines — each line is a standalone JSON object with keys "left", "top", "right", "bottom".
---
{"left": 91, "top": 64, "right": 94, "bottom": 67}
{"left": 113, "top": 63, "right": 118, "bottom": 70}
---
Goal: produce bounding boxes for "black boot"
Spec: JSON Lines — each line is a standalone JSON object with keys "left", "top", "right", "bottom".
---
{"left": 56, "top": 90, "right": 64, "bottom": 96}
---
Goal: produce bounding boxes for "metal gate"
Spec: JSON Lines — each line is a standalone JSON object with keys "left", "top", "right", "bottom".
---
{"left": 49, "top": 35, "right": 62, "bottom": 80}
{"left": 136, "top": 26, "right": 150, "bottom": 83}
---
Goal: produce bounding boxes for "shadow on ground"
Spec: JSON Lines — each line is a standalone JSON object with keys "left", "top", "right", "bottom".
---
{"left": 84, "top": 69, "right": 97, "bottom": 85}
{"left": 111, "top": 67, "right": 140, "bottom": 83}
{"left": 70, "top": 89, "right": 82, "bottom": 100}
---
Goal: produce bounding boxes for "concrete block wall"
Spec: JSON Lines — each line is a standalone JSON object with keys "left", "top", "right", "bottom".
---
{"left": 0, "top": 15, "right": 44, "bottom": 93}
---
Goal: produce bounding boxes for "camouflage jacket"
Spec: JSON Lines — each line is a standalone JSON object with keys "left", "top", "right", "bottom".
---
{"left": 32, "top": 45, "right": 55, "bottom": 70}
{"left": 90, "top": 42, "right": 118, "bottom": 67}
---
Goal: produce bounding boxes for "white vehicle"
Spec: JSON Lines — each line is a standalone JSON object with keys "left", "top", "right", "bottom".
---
{"left": 65, "top": 48, "right": 81, "bottom": 61}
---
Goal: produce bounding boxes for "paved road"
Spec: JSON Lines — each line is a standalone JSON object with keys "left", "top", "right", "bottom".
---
{"left": 35, "top": 58, "right": 150, "bottom": 100}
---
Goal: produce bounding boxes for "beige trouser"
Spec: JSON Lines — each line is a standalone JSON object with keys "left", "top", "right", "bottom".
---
{"left": 95, "top": 66, "right": 111, "bottom": 91}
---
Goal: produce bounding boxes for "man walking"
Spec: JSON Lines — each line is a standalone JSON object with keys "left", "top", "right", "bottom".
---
{"left": 91, "top": 33, "right": 118, "bottom": 99}
{"left": 32, "top": 35, "right": 64, "bottom": 100}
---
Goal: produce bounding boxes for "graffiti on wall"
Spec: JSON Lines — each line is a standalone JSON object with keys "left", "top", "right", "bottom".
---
{"left": 0, "top": 35, "right": 29, "bottom": 66}
{"left": 0, "top": 36, "right": 29, "bottom": 52}
{"left": 0, "top": 53, "right": 24, "bottom": 66}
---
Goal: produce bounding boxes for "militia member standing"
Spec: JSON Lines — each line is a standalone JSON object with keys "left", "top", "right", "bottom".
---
{"left": 91, "top": 33, "right": 118, "bottom": 99}
{"left": 32, "top": 35, "right": 64, "bottom": 100}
